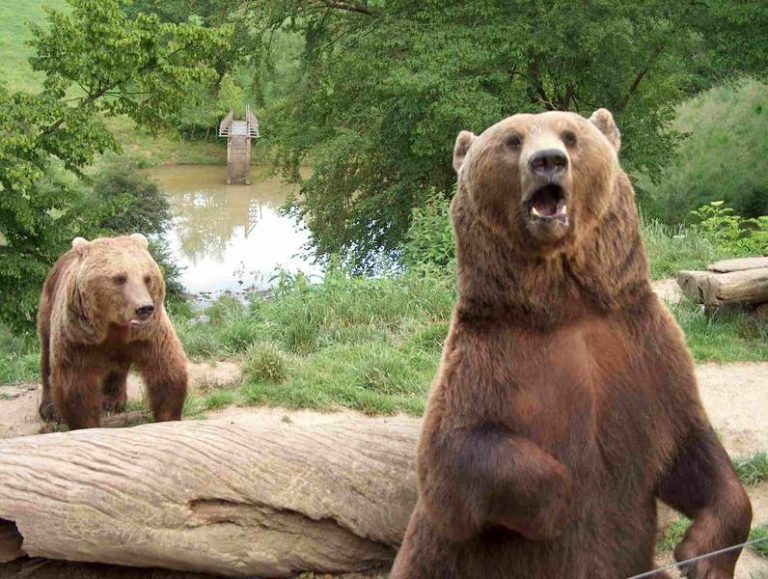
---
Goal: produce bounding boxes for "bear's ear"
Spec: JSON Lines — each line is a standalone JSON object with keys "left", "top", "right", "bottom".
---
{"left": 453, "top": 130, "right": 477, "bottom": 173}
{"left": 589, "top": 108, "right": 621, "bottom": 152}
{"left": 129, "top": 233, "right": 149, "bottom": 248}
{"left": 71, "top": 237, "right": 89, "bottom": 257}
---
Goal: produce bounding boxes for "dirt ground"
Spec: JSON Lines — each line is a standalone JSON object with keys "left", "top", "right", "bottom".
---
{"left": 0, "top": 291, "right": 766, "bottom": 577}
{"left": 0, "top": 361, "right": 242, "bottom": 439}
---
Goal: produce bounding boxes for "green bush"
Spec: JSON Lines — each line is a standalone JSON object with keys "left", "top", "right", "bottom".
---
{"left": 690, "top": 201, "right": 768, "bottom": 257}
{"left": 90, "top": 163, "right": 185, "bottom": 298}
{"left": 403, "top": 191, "right": 455, "bottom": 270}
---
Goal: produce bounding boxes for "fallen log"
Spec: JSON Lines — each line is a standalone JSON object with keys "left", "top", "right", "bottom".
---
{"left": 0, "top": 414, "right": 420, "bottom": 577}
{"left": 677, "top": 267, "right": 768, "bottom": 306}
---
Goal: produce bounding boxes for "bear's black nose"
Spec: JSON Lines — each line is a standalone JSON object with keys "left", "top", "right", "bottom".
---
{"left": 529, "top": 149, "right": 568, "bottom": 180}
{"left": 135, "top": 304, "right": 155, "bottom": 318}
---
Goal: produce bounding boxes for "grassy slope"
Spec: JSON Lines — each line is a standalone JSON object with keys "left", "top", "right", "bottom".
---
{"left": 0, "top": 0, "right": 66, "bottom": 92}
{"left": 643, "top": 79, "right": 768, "bottom": 222}
{"left": 0, "top": 0, "right": 225, "bottom": 166}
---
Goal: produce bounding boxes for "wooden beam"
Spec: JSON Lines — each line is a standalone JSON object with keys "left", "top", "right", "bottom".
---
{"left": 708, "top": 257, "right": 768, "bottom": 273}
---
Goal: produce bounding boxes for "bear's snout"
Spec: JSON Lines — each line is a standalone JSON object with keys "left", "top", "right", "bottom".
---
{"left": 135, "top": 304, "right": 155, "bottom": 319}
{"left": 529, "top": 149, "right": 568, "bottom": 182}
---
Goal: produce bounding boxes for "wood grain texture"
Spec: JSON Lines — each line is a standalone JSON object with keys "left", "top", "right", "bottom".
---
{"left": 0, "top": 414, "right": 419, "bottom": 577}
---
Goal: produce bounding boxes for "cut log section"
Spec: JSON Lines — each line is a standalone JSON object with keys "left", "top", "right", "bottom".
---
{"left": 0, "top": 415, "right": 420, "bottom": 577}
{"left": 677, "top": 266, "right": 768, "bottom": 306}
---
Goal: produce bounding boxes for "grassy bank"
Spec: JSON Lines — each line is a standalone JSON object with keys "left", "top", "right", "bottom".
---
{"left": 171, "top": 267, "right": 766, "bottom": 418}
{"left": 2, "top": 218, "right": 766, "bottom": 412}
{"left": 102, "top": 116, "right": 226, "bottom": 168}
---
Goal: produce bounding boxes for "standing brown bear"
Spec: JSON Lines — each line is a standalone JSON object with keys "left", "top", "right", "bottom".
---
{"left": 38, "top": 233, "right": 188, "bottom": 430}
{"left": 391, "top": 110, "right": 752, "bottom": 579}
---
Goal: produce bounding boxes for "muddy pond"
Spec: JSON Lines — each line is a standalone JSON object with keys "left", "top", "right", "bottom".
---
{"left": 146, "top": 165, "right": 320, "bottom": 298}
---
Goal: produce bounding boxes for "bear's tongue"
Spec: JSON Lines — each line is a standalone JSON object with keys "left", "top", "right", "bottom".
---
{"left": 529, "top": 185, "right": 564, "bottom": 218}
{"left": 532, "top": 197, "right": 559, "bottom": 217}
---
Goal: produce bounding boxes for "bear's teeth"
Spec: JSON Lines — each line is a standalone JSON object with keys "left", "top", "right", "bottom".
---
{"left": 531, "top": 207, "right": 542, "bottom": 218}
{"left": 559, "top": 204, "right": 567, "bottom": 215}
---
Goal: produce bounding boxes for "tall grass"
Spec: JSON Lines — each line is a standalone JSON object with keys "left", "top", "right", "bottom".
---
{"left": 177, "top": 269, "right": 455, "bottom": 415}
{"left": 673, "top": 301, "right": 768, "bottom": 363}
{"left": 0, "top": 326, "right": 38, "bottom": 385}
{"left": 641, "top": 215, "right": 725, "bottom": 280}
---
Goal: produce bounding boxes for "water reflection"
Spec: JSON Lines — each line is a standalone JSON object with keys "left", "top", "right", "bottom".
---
{"left": 147, "top": 165, "right": 319, "bottom": 296}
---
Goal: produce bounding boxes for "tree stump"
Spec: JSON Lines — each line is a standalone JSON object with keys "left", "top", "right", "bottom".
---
{"left": 0, "top": 414, "right": 420, "bottom": 577}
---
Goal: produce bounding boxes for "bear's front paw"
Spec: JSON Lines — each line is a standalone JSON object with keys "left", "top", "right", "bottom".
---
{"left": 676, "top": 553, "right": 734, "bottom": 579}
{"left": 675, "top": 532, "right": 738, "bottom": 579}
{"left": 520, "top": 487, "right": 576, "bottom": 540}
{"left": 493, "top": 467, "right": 576, "bottom": 541}
{"left": 38, "top": 400, "right": 58, "bottom": 422}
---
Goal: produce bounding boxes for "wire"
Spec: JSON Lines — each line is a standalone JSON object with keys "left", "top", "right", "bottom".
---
{"left": 625, "top": 536, "right": 768, "bottom": 579}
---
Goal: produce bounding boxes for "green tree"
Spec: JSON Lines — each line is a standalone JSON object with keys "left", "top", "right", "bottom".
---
{"left": 250, "top": 0, "right": 767, "bottom": 270}
{"left": 89, "top": 163, "right": 185, "bottom": 298}
{"left": 0, "top": 0, "right": 228, "bottom": 331}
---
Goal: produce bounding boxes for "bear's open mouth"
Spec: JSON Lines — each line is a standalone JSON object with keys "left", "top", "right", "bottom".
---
{"left": 526, "top": 184, "right": 568, "bottom": 224}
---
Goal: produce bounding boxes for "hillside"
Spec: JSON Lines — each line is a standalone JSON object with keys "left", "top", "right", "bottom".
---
{"left": 0, "top": 0, "right": 224, "bottom": 166}
{"left": 642, "top": 79, "right": 768, "bottom": 222}
{"left": 0, "top": 0, "right": 66, "bottom": 91}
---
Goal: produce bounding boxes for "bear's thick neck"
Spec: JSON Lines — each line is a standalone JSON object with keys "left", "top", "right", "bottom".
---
{"left": 454, "top": 176, "right": 652, "bottom": 330}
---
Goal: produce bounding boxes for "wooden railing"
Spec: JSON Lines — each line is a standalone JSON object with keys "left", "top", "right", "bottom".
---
{"left": 218, "top": 110, "right": 234, "bottom": 137}
{"left": 245, "top": 104, "right": 260, "bottom": 138}
{"left": 218, "top": 107, "right": 259, "bottom": 139}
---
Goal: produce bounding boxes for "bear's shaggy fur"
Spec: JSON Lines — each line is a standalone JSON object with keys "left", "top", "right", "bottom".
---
{"left": 391, "top": 110, "right": 752, "bottom": 578}
{"left": 38, "top": 234, "right": 188, "bottom": 430}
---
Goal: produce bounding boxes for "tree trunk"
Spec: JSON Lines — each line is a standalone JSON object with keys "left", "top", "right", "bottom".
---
{"left": 0, "top": 415, "right": 420, "bottom": 577}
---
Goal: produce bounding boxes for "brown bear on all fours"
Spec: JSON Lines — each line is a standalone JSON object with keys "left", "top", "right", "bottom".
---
{"left": 390, "top": 110, "right": 752, "bottom": 579}
{"left": 38, "top": 233, "right": 188, "bottom": 430}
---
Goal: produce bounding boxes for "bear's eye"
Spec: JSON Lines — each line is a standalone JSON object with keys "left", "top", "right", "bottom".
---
{"left": 113, "top": 274, "right": 127, "bottom": 285}
{"left": 143, "top": 275, "right": 151, "bottom": 285}
{"left": 505, "top": 134, "right": 523, "bottom": 149}
{"left": 562, "top": 131, "right": 578, "bottom": 147}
